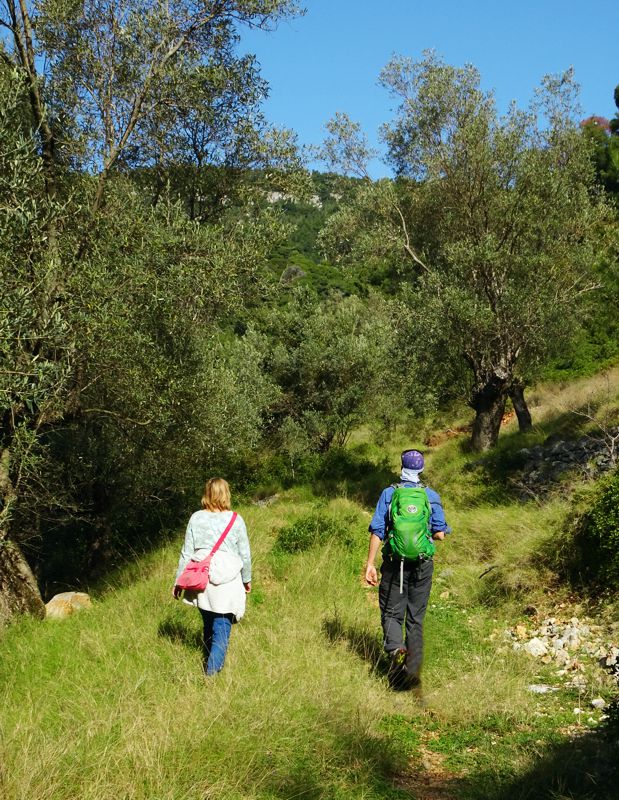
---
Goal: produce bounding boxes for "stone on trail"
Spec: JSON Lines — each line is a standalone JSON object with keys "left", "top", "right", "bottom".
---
{"left": 527, "top": 684, "right": 559, "bottom": 694}
{"left": 46, "top": 592, "right": 92, "bottom": 620}
{"left": 524, "top": 637, "right": 548, "bottom": 657}
{"left": 591, "top": 698, "right": 606, "bottom": 710}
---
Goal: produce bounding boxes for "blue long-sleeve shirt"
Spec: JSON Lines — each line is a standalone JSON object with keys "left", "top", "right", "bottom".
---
{"left": 369, "top": 481, "right": 451, "bottom": 541}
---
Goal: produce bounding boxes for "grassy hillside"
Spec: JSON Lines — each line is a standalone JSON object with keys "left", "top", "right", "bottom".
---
{"left": 1, "top": 372, "right": 618, "bottom": 800}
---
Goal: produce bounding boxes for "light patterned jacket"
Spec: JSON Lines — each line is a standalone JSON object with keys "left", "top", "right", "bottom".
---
{"left": 175, "top": 510, "right": 251, "bottom": 619}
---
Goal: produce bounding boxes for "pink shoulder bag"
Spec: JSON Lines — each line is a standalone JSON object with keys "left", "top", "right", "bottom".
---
{"left": 176, "top": 512, "right": 238, "bottom": 592}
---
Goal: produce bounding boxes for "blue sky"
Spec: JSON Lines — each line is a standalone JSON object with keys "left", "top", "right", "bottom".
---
{"left": 241, "top": 0, "right": 616, "bottom": 177}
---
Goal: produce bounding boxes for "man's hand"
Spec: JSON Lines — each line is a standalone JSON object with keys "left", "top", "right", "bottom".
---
{"left": 172, "top": 585, "right": 183, "bottom": 599}
{"left": 432, "top": 531, "right": 446, "bottom": 541}
{"left": 244, "top": 582, "right": 251, "bottom": 593}
{"left": 365, "top": 564, "right": 378, "bottom": 586}
{"left": 365, "top": 533, "right": 381, "bottom": 586}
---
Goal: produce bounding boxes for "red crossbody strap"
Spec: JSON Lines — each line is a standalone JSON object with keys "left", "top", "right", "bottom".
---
{"left": 208, "top": 511, "right": 237, "bottom": 559}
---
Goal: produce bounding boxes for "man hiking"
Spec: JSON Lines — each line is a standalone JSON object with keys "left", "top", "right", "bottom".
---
{"left": 365, "top": 449, "right": 450, "bottom": 694}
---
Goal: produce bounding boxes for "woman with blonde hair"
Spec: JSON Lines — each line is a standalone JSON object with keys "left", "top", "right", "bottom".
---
{"left": 173, "top": 478, "right": 251, "bottom": 675}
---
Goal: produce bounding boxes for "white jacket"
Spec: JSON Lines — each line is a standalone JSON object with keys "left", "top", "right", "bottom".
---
{"left": 182, "top": 550, "right": 247, "bottom": 619}
{"left": 175, "top": 510, "right": 251, "bottom": 620}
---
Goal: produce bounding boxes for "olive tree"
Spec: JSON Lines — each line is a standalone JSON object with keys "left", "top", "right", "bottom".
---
{"left": 0, "top": 66, "right": 69, "bottom": 620}
{"left": 0, "top": 0, "right": 302, "bottom": 623}
{"left": 251, "top": 289, "right": 396, "bottom": 458}
{"left": 321, "top": 52, "right": 609, "bottom": 450}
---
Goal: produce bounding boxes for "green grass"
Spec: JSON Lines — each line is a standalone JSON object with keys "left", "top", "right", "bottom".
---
{"left": 1, "top": 375, "right": 619, "bottom": 799}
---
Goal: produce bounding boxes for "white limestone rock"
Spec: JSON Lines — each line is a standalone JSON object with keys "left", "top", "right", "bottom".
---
{"left": 524, "top": 637, "right": 548, "bottom": 657}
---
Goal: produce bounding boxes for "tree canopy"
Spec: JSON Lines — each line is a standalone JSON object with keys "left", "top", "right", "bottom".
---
{"left": 0, "top": 0, "right": 303, "bottom": 622}
{"left": 321, "top": 52, "right": 609, "bottom": 450}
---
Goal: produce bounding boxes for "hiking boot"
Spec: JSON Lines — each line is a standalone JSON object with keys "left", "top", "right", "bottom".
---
{"left": 387, "top": 648, "right": 409, "bottom": 690}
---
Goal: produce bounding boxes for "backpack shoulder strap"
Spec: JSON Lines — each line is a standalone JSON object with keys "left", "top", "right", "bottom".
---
{"left": 388, "top": 484, "right": 406, "bottom": 527}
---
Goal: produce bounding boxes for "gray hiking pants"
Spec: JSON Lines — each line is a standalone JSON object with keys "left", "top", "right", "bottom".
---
{"left": 379, "top": 555, "right": 434, "bottom": 679}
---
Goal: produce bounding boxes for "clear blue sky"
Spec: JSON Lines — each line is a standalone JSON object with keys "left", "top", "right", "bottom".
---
{"left": 241, "top": 0, "right": 616, "bottom": 177}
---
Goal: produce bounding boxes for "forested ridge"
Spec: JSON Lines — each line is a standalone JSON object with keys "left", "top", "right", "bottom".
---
{"left": 1, "top": 1, "right": 618, "bottom": 629}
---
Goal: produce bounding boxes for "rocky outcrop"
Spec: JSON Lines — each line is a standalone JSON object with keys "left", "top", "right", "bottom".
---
{"left": 503, "top": 616, "right": 619, "bottom": 686}
{"left": 515, "top": 430, "right": 617, "bottom": 496}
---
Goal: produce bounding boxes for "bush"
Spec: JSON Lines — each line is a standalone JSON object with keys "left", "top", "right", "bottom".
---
{"left": 274, "top": 512, "right": 352, "bottom": 554}
{"left": 572, "top": 467, "right": 619, "bottom": 588}
{"left": 549, "top": 467, "right": 619, "bottom": 591}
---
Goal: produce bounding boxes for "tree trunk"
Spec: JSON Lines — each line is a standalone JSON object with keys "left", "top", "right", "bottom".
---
{"left": 509, "top": 383, "right": 533, "bottom": 432}
{"left": 470, "top": 379, "right": 509, "bottom": 452}
{"left": 1, "top": 446, "right": 45, "bottom": 626}
{"left": 0, "top": 539, "right": 45, "bottom": 628}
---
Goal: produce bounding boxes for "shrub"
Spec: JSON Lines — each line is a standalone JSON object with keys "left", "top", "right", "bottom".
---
{"left": 274, "top": 512, "right": 352, "bottom": 554}
{"left": 571, "top": 467, "right": 619, "bottom": 588}
{"left": 547, "top": 467, "right": 619, "bottom": 591}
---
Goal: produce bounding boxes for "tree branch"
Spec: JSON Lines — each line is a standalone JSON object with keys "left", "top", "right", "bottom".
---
{"left": 391, "top": 197, "right": 430, "bottom": 272}
{"left": 81, "top": 408, "right": 153, "bottom": 426}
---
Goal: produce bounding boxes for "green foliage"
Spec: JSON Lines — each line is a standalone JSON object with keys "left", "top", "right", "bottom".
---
{"left": 582, "top": 118, "right": 619, "bottom": 196}
{"left": 34, "top": 0, "right": 301, "bottom": 173}
{"left": 0, "top": 66, "right": 74, "bottom": 534}
{"left": 264, "top": 172, "right": 361, "bottom": 262}
{"left": 569, "top": 468, "right": 619, "bottom": 588}
{"left": 581, "top": 84, "right": 619, "bottom": 197}
{"left": 268, "top": 248, "right": 362, "bottom": 299}
{"left": 273, "top": 511, "right": 347, "bottom": 554}
{"left": 544, "top": 227, "right": 619, "bottom": 380}
{"left": 0, "top": 0, "right": 308, "bottom": 607}
{"left": 318, "top": 178, "right": 410, "bottom": 290}
{"left": 320, "top": 112, "right": 378, "bottom": 178}
{"left": 251, "top": 288, "right": 398, "bottom": 456}
{"left": 26, "top": 189, "right": 284, "bottom": 591}
{"left": 321, "top": 52, "right": 610, "bottom": 450}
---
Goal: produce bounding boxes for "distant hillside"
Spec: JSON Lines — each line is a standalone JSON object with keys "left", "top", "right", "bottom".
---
{"left": 265, "top": 172, "right": 362, "bottom": 262}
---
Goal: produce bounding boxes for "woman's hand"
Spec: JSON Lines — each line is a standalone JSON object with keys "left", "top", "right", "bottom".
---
{"left": 172, "top": 585, "right": 183, "bottom": 599}
{"left": 432, "top": 531, "right": 446, "bottom": 541}
{"left": 244, "top": 582, "right": 251, "bottom": 594}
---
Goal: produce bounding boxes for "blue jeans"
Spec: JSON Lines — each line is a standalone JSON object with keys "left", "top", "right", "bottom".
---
{"left": 199, "top": 610, "right": 234, "bottom": 675}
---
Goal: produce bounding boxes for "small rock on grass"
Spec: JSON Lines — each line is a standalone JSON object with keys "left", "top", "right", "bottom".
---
{"left": 524, "top": 638, "right": 548, "bottom": 657}
{"left": 45, "top": 591, "right": 92, "bottom": 620}
{"left": 528, "top": 684, "right": 559, "bottom": 694}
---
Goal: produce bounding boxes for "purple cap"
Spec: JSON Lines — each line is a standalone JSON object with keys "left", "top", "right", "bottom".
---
{"left": 401, "top": 449, "right": 424, "bottom": 471}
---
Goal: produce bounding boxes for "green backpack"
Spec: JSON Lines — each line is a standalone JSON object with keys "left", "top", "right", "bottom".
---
{"left": 388, "top": 485, "right": 435, "bottom": 561}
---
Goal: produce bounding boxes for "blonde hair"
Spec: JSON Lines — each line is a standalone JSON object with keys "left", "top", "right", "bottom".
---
{"left": 201, "top": 478, "right": 231, "bottom": 512}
